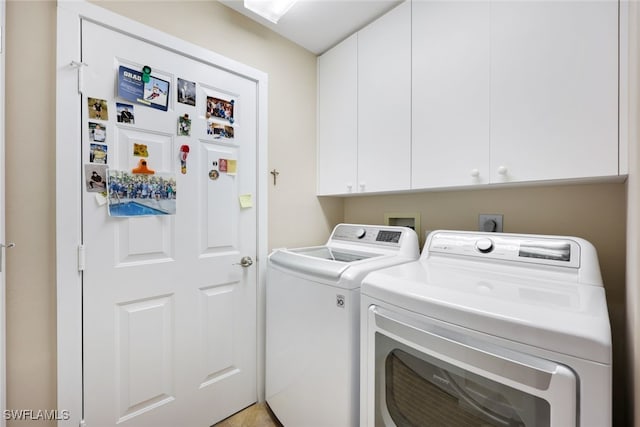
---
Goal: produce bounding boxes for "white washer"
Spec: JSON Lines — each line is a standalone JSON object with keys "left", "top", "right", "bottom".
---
{"left": 361, "top": 230, "right": 612, "bottom": 427}
{"left": 266, "top": 224, "right": 419, "bottom": 427}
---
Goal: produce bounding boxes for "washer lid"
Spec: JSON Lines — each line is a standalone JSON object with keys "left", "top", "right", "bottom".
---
{"left": 291, "top": 246, "right": 381, "bottom": 262}
{"left": 361, "top": 260, "right": 612, "bottom": 364}
{"left": 269, "top": 247, "right": 354, "bottom": 281}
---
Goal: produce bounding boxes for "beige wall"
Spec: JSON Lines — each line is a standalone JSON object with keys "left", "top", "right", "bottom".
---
{"left": 5, "top": 1, "right": 57, "bottom": 424}
{"left": 5, "top": 0, "right": 341, "bottom": 425}
{"left": 344, "top": 182, "right": 629, "bottom": 425}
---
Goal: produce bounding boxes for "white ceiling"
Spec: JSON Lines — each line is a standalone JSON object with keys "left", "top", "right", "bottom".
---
{"left": 218, "top": 0, "right": 402, "bottom": 55}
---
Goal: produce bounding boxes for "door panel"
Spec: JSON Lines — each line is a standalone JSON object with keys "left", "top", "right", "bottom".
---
{"left": 117, "top": 216, "right": 174, "bottom": 264}
{"left": 200, "top": 143, "right": 238, "bottom": 253}
{"left": 200, "top": 283, "right": 236, "bottom": 384}
{"left": 117, "top": 295, "right": 175, "bottom": 423}
{"left": 82, "top": 19, "right": 257, "bottom": 427}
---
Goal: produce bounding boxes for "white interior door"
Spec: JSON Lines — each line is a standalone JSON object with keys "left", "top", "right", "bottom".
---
{"left": 81, "top": 19, "right": 257, "bottom": 426}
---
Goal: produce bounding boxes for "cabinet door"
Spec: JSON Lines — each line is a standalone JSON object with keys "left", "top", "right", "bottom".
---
{"left": 358, "top": 1, "right": 411, "bottom": 193}
{"left": 317, "top": 34, "right": 358, "bottom": 195}
{"left": 412, "top": 1, "right": 491, "bottom": 189}
{"left": 490, "top": 1, "right": 619, "bottom": 183}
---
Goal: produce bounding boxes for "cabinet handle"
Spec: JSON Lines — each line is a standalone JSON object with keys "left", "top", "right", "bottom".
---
{"left": 359, "top": 182, "right": 366, "bottom": 192}
{"left": 346, "top": 183, "right": 353, "bottom": 192}
{"left": 470, "top": 169, "right": 480, "bottom": 178}
{"left": 497, "top": 166, "right": 508, "bottom": 176}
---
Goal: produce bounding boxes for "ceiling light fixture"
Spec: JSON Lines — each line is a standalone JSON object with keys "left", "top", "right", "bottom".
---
{"left": 243, "top": 0, "right": 298, "bottom": 24}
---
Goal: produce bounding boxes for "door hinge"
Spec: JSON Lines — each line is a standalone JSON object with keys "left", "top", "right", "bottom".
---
{"left": 70, "top": 61, "right": 88, "bottom": 95}
{"left": 78, "top": 244, "right": 85, "bottom": 272}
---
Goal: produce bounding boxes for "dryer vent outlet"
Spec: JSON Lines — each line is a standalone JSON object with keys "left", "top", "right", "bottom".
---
{"left": 479, "top": 214, "right": 503, "bottom": 232}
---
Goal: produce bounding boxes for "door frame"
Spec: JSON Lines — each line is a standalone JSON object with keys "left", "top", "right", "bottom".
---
{"left": 0, "top": 1, "right": 6, "bottom": 426}
{"left": 55, "top": 2, "right": 268, "bottom": 426}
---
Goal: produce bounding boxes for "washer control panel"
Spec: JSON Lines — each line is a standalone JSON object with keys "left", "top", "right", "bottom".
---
{"left": 427, "top": 231, "right": 581, "bottom": 268}
{"left": 331, "top": 224, "right": 406, "bottom": 247}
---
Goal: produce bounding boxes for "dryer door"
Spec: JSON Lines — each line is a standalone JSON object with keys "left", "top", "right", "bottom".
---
{"left": 364, "top": 305, "right": 577, "bottom": 427}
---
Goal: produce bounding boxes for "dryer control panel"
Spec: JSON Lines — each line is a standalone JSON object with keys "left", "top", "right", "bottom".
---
{"left": 426, "top": 231, "right": 582, "bottom": 269}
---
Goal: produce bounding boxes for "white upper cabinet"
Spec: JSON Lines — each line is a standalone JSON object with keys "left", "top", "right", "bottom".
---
{"left": 317, "top": 34, "right": 358, "bottom": 195}
{"left": 490, "top": 1, "right": 619, "bottom": 183}
{"left": 317, "top": 0, "right": 623, "bottom": 195}
{"left": 358, "top": 1, "right": 411, "bottom": 193}
{"left": 412, "top": 1, "right": 491, "bottom": 189}
{"left": 318, "top": 2, "right": 411, "bottom": 195}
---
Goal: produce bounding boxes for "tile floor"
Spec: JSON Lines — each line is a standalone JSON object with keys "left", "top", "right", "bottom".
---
{"left": 213, "top": 403, "right": 282, "bottom": 427}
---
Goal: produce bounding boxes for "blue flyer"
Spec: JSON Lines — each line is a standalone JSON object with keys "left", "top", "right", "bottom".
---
{"left": 118, "top": 66, "right": 170, "bottom": 112}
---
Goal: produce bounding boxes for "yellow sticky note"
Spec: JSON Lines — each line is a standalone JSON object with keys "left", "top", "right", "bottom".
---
{"left": 227, "top": 159, "right": 237, "bottom": 175}
{"left": 239, "top": 194, "right": 253, "bottom": 208}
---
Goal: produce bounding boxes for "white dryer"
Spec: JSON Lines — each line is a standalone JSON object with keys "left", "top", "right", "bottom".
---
{"left": 360, "top": 230, "right": 612, "bottom": 427}
{"left": 266, "top": 224, "right": 419, "bottom": 427}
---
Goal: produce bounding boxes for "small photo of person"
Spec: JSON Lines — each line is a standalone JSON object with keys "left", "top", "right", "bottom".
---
{"left": 89, "top": 143, "right": 108, "bottom": 164}
{"left": 85, "top": 163, "right": 108, "bottom": 193}
{"left": 206, "top": 96, "right": 234, "bottom": 122}
{"left": 89, "top": 122, "right": 106, "bottom": 143}
{"left": 208, "top": 122, "right": 234, "bottom": 140}
{"left": 177, "top": 78, "right": 196, "bottom": 106}
{"left": 117, "top": 102, "right": 135, "bottom": 124}
{"left": 143, "top": 76, "right": 170, "bottom": 111}
{"left": 178, "top": 115, "right": 191, "bottom": 136}
{"left": 88, "top": 97, "right": 109, "bottom": 120}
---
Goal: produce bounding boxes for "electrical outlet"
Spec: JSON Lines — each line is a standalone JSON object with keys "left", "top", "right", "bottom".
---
{"left": 479, "top": 214, "right": 503, "bottom": 232}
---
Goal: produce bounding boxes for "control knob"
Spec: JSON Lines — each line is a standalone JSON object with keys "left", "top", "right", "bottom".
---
{"left": 355, "top": 228, "right": 366, "bottom": 239}
{"left": 475, "top": 238, "right": 494, "bottom": 253}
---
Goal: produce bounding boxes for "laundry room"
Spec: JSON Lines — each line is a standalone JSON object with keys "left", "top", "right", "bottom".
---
{"left": 2, "top": 0, "right": 639, "bottom": 427}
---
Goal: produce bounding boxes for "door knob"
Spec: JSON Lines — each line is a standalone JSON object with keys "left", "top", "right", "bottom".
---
{"left": 236, "top": 256, "right": 253, "bottom": 268}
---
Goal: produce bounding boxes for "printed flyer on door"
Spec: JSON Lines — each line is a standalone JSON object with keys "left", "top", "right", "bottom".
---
{"left": 118, "top": 66, "right": 170, "bottom": 111}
